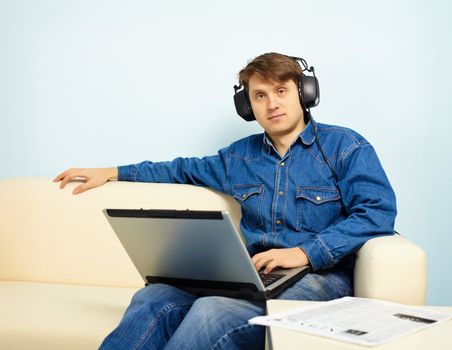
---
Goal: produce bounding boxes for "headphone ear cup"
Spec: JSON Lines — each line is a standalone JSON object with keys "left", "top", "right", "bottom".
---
{"left": 233, "top": 89, "right": 255, "bottom": 121}
{"left": 299, "top": 75, "right": 320, "bottom": 109}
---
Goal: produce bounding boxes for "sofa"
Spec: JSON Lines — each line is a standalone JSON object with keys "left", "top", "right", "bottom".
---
{"left": 0, "top": 177, "right": 427, "bottom": 350}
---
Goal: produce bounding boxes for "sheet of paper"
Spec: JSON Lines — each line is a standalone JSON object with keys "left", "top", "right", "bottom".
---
{"left": 249, "top": 297, "right": 451, "bottom": 347}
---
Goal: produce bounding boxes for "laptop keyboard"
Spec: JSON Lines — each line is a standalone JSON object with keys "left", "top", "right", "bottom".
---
{"left": 259, "top": 272, "right": 284, "bottom": 287}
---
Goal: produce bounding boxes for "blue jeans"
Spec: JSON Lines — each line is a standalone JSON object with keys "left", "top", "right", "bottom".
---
{"left": 99, "top": 269, "right": 352, "bottom": 350}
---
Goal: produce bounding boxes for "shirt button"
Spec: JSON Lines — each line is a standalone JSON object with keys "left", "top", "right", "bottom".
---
{"left": 316, "top": 196, "right": 321, "bottom": 201}
{"left": 242, "top": 194, "right": 247, "bottom": 199}
{"left": 278, "top": 191, "right": 284, "bottom": 196}
{"left": 280, "top": 162, "right": 285, "bottom": 166}
{"left": 276, "top": 219, "right": 281, "bottom": 225}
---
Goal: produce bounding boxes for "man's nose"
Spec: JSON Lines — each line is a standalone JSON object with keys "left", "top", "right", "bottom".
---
{"left": 267, "top": 93, "right": 279, "bottom": 110}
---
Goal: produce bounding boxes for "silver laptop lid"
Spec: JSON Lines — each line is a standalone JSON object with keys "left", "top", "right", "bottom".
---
{"left": 103, "top": 209, "right": 267, "bottom": 291}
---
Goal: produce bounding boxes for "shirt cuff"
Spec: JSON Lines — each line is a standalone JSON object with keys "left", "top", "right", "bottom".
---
{"left": 117, "top": 165, "right": 137, "bottom": 181}
{"left": 299, "top": 237, "right": 334, "bottom": 271}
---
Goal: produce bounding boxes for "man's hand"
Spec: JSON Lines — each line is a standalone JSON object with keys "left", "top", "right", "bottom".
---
{"left": 251, "top": 247, "right": 310, "bottom": 274}
{"left": 53, "top": 167, "right": 118, "bottom": 194}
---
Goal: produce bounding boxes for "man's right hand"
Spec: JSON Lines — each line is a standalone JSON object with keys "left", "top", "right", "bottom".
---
{"left": 53, "top": 167, "right": 118, "bottom": 194}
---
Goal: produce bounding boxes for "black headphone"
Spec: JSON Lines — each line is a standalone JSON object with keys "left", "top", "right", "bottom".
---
{"left": 233, "top": 56, "right": 320, "bottom": 122}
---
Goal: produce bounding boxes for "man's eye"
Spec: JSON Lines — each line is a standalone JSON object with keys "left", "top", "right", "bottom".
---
{"left": 256, "top": 94, "right": 264, "bottom": 100}
{"left": 278, "top": 89, "right": 286, "bottom": 95}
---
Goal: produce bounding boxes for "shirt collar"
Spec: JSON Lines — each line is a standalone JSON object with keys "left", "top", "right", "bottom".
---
{"left": 299, "top": 120, "right": 317, "bottom": 146}
{"left": 263, "top": 133, "right": 273, "bottom": 147}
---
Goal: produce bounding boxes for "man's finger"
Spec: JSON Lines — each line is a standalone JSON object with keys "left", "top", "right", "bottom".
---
{"left": 54, "top": 168, "right": 77, "bottom": 183}
{"left": 53, "top": 172, "right": 66, "bottom": 182}
{"left": 252, "top": 256, "right": 265, "bottom": 272}
{"left": 73, "top": 183, "right": 90, "bottom": 194}
{"left": 251, "top": 252, "right": 264, "bottom": 265}
{"left": 264, "top": 260, "right": 278, "bottom": 274}
{"left": 61, "top": 169, "right": 90, "bottom": 189}
{"left": 60, "top": 176, "right": 70, "bottom": 189}
{"left": 60, "top": 174, "right": 78, "bottom": 189}
{"left": 254, "top": 254, "right": 273, "bottom": 272}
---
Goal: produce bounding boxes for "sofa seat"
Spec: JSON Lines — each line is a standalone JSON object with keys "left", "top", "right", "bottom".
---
{"left": 0, "top": 281, "right": 139, "bottom": 350}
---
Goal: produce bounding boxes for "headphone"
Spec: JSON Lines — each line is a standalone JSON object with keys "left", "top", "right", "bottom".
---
{"left": 233, "top": 56, "right": 320, "bottom": 122}
{"left": 232, "top": 55, "right": 337, "bottom": 183}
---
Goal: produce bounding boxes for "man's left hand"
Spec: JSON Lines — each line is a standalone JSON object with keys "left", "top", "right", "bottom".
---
{"left": 251, "top": 247, "right": 310, "bottom": 274}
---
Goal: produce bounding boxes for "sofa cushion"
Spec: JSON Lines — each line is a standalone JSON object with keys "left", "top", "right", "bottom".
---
{"left": 0, "top": 281, "right": 139, "bottom": 350}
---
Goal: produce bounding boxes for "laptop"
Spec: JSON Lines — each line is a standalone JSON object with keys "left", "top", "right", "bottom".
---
{"left": 104, "top": 208, "right": 310, "bottom": 301}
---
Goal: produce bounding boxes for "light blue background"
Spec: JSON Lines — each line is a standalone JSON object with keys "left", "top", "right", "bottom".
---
{"left": 1, "top": 0, "right": 451, "bottom": 305}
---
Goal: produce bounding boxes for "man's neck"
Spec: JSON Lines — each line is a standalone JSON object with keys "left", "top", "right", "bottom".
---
{"left": 268, "top": 124, "right": 307, "bottom": 158}
{"left": 272, "top": 136, "right": 296, "bottom": 158}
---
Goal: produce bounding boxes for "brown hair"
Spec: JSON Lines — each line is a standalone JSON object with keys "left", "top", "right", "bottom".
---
{"left": 238, "top": 52, "right": 302, "bottom": 92}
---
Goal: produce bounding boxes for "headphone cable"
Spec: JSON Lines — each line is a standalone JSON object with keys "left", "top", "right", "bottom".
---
{"left": 306, "top": 110, "right": 338, "bottom": 182}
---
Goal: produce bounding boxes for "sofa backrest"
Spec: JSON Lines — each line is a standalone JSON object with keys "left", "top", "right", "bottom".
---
{"left": 0, "top": 178, "right": 241, "bottom": 288}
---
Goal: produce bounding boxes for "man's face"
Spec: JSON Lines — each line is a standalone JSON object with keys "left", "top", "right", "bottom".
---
{"left": 248, "top": 75, "right": 305, "bottom": 140}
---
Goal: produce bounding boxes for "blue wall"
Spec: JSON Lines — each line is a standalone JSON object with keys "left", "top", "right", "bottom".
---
{"left": 1, "top": 0, "right": 451, "bottom": 305}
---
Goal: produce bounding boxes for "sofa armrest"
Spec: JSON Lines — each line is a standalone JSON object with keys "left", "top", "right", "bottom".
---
{"left": 354, "top": 234, "right": 427, "bottom": 305}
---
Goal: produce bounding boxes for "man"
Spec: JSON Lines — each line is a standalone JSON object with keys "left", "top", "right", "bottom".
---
{"left": 54, "top": 53, "right": 396, "bottom": 349}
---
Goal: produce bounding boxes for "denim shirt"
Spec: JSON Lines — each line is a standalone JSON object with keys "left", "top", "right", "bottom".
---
{"left": 118, "top": 121, "right": 397, "bottom": 271}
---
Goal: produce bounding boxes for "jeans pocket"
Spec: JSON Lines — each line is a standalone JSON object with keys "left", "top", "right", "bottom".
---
{"left": 232, "top": 183, "right": 264, "bottom": 229}
{"left": 296, "top": 186, "right": 342, "bottom": 232}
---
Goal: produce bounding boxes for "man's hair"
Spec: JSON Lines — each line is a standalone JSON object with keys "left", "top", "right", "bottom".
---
{"left": 238, "top": 52, "right": 302, "bottom": 92}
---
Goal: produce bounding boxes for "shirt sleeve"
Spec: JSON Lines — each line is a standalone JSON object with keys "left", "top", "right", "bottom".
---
{"left": 117, "top": 146, "right": 232, "bottom": 195}
{"left": 299, "top": 143, "right": 397, "bottom": 271}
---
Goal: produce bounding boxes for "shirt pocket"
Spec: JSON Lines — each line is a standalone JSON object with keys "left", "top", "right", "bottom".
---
{"left": 232, "top": 183, "right": 264, "bottom": 229}
{"left": 296, "top": 186, "right": 342, "bottom": 233}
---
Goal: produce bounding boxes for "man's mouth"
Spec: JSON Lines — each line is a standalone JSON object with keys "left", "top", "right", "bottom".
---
{"left": 268, "top": 113, "right": 285, "bottom": 120}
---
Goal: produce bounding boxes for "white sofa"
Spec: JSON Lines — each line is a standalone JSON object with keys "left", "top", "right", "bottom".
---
{"left": 0, "top": 178, "right": 427, "bottom": 350}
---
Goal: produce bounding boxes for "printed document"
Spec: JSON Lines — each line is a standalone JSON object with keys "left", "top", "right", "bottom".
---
{"left": 249, "top": 297, "right": 451, "bottom": 347}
